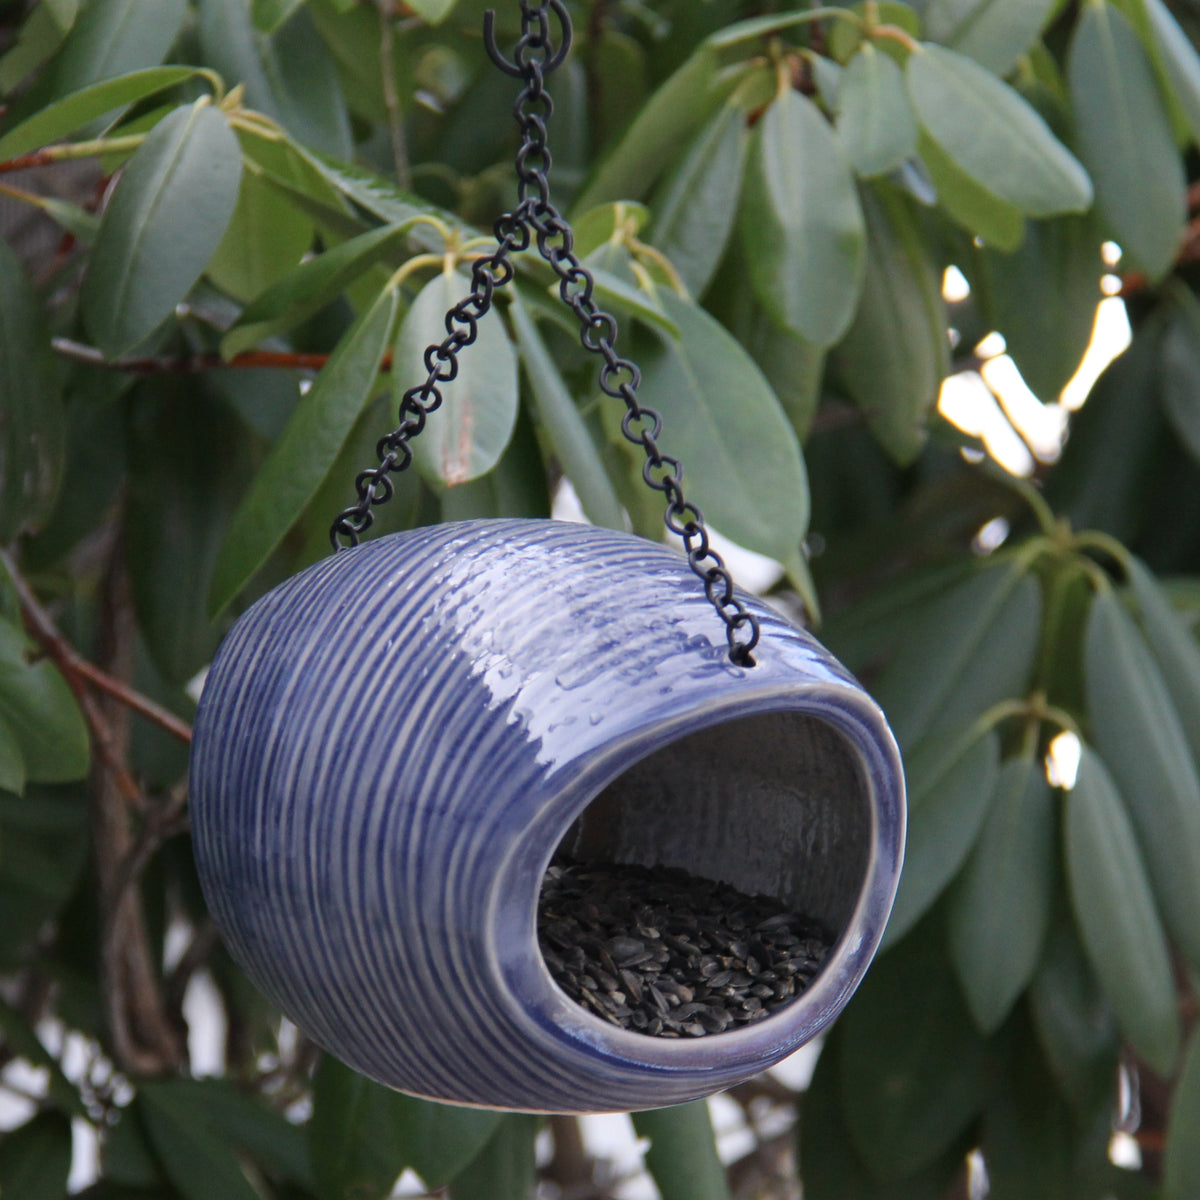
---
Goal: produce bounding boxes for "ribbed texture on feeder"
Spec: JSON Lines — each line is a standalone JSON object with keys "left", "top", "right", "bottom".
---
{"left": 189, "top": 519, "right": 905, "bottom": 1112}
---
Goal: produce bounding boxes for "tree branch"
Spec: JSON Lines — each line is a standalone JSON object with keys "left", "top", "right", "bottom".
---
{"left": 88, "top": 547, "right": 187, "bottom": 1077}
{"left": 50, "top": 336, "right": 342, "bottom": 375}
{"left": 0, "top": 546, "right": 193, "bottom": 746}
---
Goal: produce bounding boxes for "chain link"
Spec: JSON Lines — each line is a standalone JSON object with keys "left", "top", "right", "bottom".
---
{"left": 330, "top": 0, "right": 760, "bottom": 666}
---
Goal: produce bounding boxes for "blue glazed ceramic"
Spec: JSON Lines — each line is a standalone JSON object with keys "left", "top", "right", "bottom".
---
{"left": 190, "top": 519, "right": 905, "bottom": 1112}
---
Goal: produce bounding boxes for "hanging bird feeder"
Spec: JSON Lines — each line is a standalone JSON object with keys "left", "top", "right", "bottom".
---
{"left": 189, "top": 0, "right": 905, "bottom": 1114}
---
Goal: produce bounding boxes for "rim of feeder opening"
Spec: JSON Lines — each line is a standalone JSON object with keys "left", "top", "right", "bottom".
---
{"left": 328, "top": 0, "right": 762, "bottom": 667}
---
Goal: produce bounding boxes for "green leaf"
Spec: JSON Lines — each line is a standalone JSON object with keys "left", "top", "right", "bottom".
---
{"left": 631, "top": 1102, "right": 731, "bottom": 1200}
{"left": 446, "top": 1114, "right": 538, "bottom": 1200}
{"left": 570, "top": 202, "right": 651, "bottom": 260}
{"left": 210, "top": 285, "right": 399, "bottom": 616}
{"left": 1165, "top": 1030, "right": 1200, "bottom": 1200}
{"left": 126, "top": 380, "right": 255, "bottom": 684}
{"left": 922, "top": 0, "right": 1058, "bottom": 76}
{"left": 252, "top": 0, "right": 306, "bottom": 32}
{"left": 0, "top": 1111, "right": 71, "bottom": 1200}
{"left": 708, "top": 9, "right": 870, "bottom": 51}
{"left": 572, "top": 47, "right": 728, "bottom": 213}
{"left": 706, "top": 240, "right": 826, "bottom": 442}
{"left": 17, "top": 193, "right": 99, "bottom": 244}
{"left": 918, "top": 130, "right": 1026, "bottom": 251}
{"left": 881, "top": 726, "right": 999, "bottom": 950}
{"left": 199, "top": 0, "right": 351, "bottom": 158}
{"left": 1084, "top": 586, "right": 1200, "bottom": 969}
{"left": 0, "top": 240, "right": 64, "bottom": 542}
{"left": 221, "top": 219, "right": 421, "bottom": 358}
{"left": 81, "top": 100, "right": 243, "bottom": 358}
{"left": 1067, "top": 1, "right": 1186, "bottom": 281}
{"left": 1163, "top": 288, "right": 1200, "bottom": 462}
{"left": 1126, "top": 555, "right": 1200, "bottom": 772}
{"left": 741, "top": 87, "right": 866, "bottom": 347}
{"left": 582, "top": 31, "right": 649, "bottom": 156}
{"left": 1028, "top": 912, "right": 1120, "bottom": 1113}
{"left": 822, "top": 559, "right": 979, "bottom": 673}
{"left": 438, "top": 404, "right": 550, "bottom": 522}
{"left": 395, "top": 269, "right": 519, "bottom": 486}
{"left": 871, "top": 562, "right": 1041, "bottom": 748}
{"left": 138, "top": 1085, "right": 263, "bottom": 1200}
{"left": 206, "top": 168, "right": 313, "bottom": 304}
{"left": 948, "top": 755, "right": 1056, "bottom": 1033}
{"left": 837, "top": 44, "right": 918, "bottom": 178}
{"left": 232, "top": 126, "right": 361, "bottom": 240}
{"left": 0, "top": 788, "right": 89, "bottom": 964}
{"left": 1065, "top": 746, "right": 1180, "bottom": 1076}
{"left": 396, "top": 1101, "right": 505, "bottom": 1189}
{"left": 291, "top": 142, "right": 468, "bottom": 244}
{"left": 152, "top": 1079, "right": 312, "bottom": 1187}
{"left": 406, "top": 0, "right": 457, "bottom": 23}
{"left": 907, "top": 44, "right": 1092, "bottom": 216}
{"left": 977, "top": 212, "right": 1103, "bottom": 401}
{"left": 800, "top": 1029, "right": 963, "bottom": 1200}
{"left": 0, "top": 644, "right": 89, "bottom": 784}
{"left": 732, "top": 314, "right": 825, "bottom": 444}
{"left": 310, "top": 1057, "right": 505, "bottom": 1197}
{"left": 839, "top": 922, "right": 994, "bottom": 1179}
{"left": 0, "top": 717, "right": 24, "bottom": 794}
{"left": 830, "top": 186, "right": 948, "bottom": 464}
{"left": 102, "top": 1105, "right": 166, "bottom": 1189}
{"left": 0, "top": 0, "right": 77, "bottom": 94}
{"left": 509, "top": 294, "right": 623, "bottom": 529}
{"left": 634, "top": 290, "right": 809, "bottom": 561}
{"left": 1143, "top": 0, "right": 1200, "bottom": 151}
{"left": 263, "top": 7, "right": 354, "bottom": 158}
{"left": 310, "top": 1056, "right": 407, "bottom": 1200}
{"left": 980, "top": 1025, "right": 1080, "bottom": 1200}
{"left": 44, "top": 0, "right": 186, "bottom": 98}
{"left": 0, "top": 66, "right": 198, "bottom": 160}
{"left": 649, "top": 96, "right": 750, "bottom": 297}
{"left": 288, "top": 390, "right": 427, "bottom": 571}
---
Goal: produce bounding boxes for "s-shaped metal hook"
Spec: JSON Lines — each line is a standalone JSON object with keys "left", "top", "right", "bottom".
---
{"left": 483, "top": 1, "right": 572, "bottom": 79}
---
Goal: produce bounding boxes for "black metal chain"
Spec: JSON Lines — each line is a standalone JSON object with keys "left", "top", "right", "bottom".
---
{"left": 330, "top": 0, "right": 761, "bottom": 666}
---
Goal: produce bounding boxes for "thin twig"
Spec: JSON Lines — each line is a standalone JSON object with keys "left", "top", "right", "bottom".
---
{"left": 0, "top": 149, "right": 56, "bottom": 174}
{"left": 50, "top": 336, "right": 340, "bottom": 375}
{"left": 68, "top": 656, "right": 193, "bottom": 744}
{"left": 164, "top": 919, "right": 220, "bottom": 1018}
{"left": 379, "top": 2, "right": 412, "bottom": 190}
{"left": 0, "top": 546, "right": 193, "bottom": 746}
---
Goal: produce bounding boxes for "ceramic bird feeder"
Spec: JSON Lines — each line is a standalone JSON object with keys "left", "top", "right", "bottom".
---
{"left": 190, "top": 520, "right": 904, "bottom": 1112}
{"left": 188, "top": 1, "right": 906, "bottom": 1114}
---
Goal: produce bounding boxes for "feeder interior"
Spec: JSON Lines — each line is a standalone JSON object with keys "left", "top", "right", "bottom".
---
{"left": 557, "top": 711, "right": 871, "bottom": 936}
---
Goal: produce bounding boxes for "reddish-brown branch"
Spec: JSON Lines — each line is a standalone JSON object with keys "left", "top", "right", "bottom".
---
{"left": 0, "top": 149, "right": 56, "bottom": 174}
{"left": 50, "top": 336, "right": 401, "bottom": 376}
{"left": 50, "top": 336, "right": 348, "bottom": 374}
{"left": 69, "top": 655, "right": 193, "bottom": 744}
{"left": 0, "top": 547, "right": 193, "bottom": 747}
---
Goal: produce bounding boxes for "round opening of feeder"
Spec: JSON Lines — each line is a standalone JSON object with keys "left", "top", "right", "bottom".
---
{"left": 535, "top": 710, "right": 873, "bottom": 1041}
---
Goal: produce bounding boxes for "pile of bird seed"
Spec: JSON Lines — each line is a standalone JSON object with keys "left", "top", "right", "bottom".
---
{"left": 537, "top": 855, "right": 833, "bottom": 1038}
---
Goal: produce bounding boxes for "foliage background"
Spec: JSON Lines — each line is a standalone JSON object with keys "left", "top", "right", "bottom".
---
{"left": 2, "top": 0, "right": 1200, "bottom": 1196}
